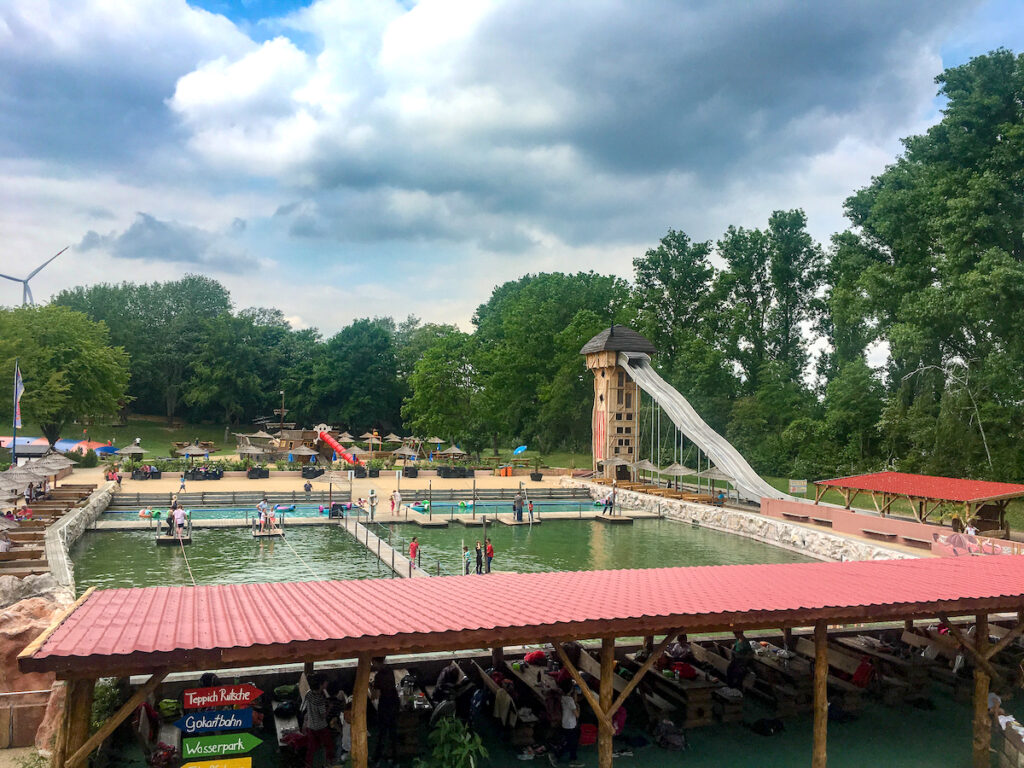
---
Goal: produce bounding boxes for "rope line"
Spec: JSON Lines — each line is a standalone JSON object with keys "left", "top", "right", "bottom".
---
{"left": 280, "top": 523, "right": 320, "bottom": 581}
{"left": 177, "top": 525, "right": 197, "bottom": 587}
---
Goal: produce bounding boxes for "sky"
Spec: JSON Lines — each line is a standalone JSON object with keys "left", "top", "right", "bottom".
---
{"left": 1, "top": 0, "right": 1022, "bottom": 335}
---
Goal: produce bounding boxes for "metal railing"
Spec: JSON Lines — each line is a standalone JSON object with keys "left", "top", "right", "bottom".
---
{"left": 108, "top": 490, "right": 351, "bottom": 509}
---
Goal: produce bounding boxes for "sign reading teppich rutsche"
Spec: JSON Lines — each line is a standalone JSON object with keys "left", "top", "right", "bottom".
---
{"left": 182, "top": 733, "right": 262, "bottom": 759}
{"left": 174, "top": 708, "right": 253, "bottom": 735}
{"left": 183, "top": 683, "right": 262, "bottom": 709}
{"left": 180, "top": 758, "right": 252, "bottom": 768}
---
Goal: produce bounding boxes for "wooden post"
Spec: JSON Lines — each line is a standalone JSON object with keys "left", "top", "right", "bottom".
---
{"left": 51, "top": 682, "right": 71, "bottom": 768}
{"left": 59, "top": 678, "right": 95, "bottom": 768}
{"left": 643, "top": 635, "right": 654, "bottom": 653}
{"left": 352, "top": 654, "right": 372, "bottom": 768}
{"left": 973, "top": 614, "right": 990, "bottom": 768}
{"left": 812, "top": 621, "right": 828, "bottom": 768}
{"left": 304, "top": 661, "right": 314, "bottom": 677}
{"left": 66, "top": 672, "right": 167, "bottom": 768}
{"left": 491, "top": 647, "right": 505, "bottom": 669}
{"left": 904, "top": 619, "right": 914, "bottom": 633}
{"left": 599, "top": 638, "right": 615, "bottom": 768}
{"left": 782, "top": 627, "right": 793, "bottom": 650}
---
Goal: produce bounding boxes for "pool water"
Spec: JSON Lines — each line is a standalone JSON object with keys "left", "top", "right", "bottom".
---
{"left": 408, "top": 500, "right": 599, "bottom": 515}
{"left": 103, "top": 504, "right": 366, "bottom": 521}
{"left": 70, "top": 527, "right": 388, "bottom": 593}
{"left": 373, "top": 518, "right": 813, "bottom": 576}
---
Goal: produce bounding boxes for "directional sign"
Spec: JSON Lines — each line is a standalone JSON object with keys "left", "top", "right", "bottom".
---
{"left": 183, "top": 684, "right": 262, "bottom": 709}
{"left": 174, "top": 709, "right": 253, "bottom": 735}
{"left": 183, "top": 733, "right": 262, "bottom": 760}
{"left": 181, "top": 758, "right": 252, "bottom": 768}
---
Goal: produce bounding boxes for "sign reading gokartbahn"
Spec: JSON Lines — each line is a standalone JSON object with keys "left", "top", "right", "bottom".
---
{"left": 182, "top": 733, "right": 262, "bottom": 759}
{"left": 174, "top": 708, "right": 253, "bottom": 735}
{"left": 181, "top": 758, "right": 252, "bottom": 768}
{"left": 183, "top": 683, "right": 262, "bottom": 709}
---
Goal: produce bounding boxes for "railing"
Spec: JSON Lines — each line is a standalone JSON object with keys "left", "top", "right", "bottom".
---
{"left": 364, "top": 521, "right": 458, "bottom": 578}
{"left": 406, "top": 487, "right": 590, "bottom": 502}
{"left": 251, "top": 511, "right": 286, "bottom": 535}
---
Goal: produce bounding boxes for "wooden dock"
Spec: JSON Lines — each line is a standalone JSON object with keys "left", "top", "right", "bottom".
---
{"left": 252, "top": 528, "right": 284, "bottom": 538}
{"left": 498, "top": 517, "right": 542, "bottom": 527}
{"left": 595, "top": 515, "right": 633, "bottom": 525}
{"left": 155, "top": 535, "right": 191, "bottom": 546}
{"left": 414, "top": 519, "right": 449, "bottom": 528}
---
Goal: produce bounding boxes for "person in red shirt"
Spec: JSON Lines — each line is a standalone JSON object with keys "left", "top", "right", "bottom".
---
{"left": 409, "top": 536, "right": 419, "bottom": 564}
{"left": 485, "top": 538, "right": 494, "bottom": 573}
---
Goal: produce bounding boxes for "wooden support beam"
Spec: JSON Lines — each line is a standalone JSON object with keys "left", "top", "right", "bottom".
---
{"left": 599, "top": 638, "right": 615, "bottom": 768}
{"left": 880, "top": 494, "right": 896, "bottom": 516}
{"left": 51, "top": 682, "right": 70, "bottom": 768}
{"left": 939, "top": 614, "right": 1004, "bottom": 686}
{"left": 351, "top": 654, "right": 371, "bottom": 768}
{"left": 973, "top": 614, "right": 991, "bottom": 768}
{"left": 60, "top": 678, "right": 95, "bottom": 768}
{"left": 870, "top": 492, "right": 881, "bottom": 513}
{"left": 812, "top": 620, "right": 828, "bottom": 768}
{"left": 782, "top": 627, "right": 794, "bottom": 649}
{"left": 549, "top": 640, "right": 613, "bottom": 730}
{"left": 985, "top": 620, "right": 1024, "bottom": 660}
{"left": 814, "top": 484, "right": 825, "bottom": 505}
{"left": 607, "top": 631, "right": 679, "bottom": 718}
{"left": 66, "top": 672, "right": 167, "bottom": 768}
{"left": 303, "top": 661, "right": 314, "bottom": 676}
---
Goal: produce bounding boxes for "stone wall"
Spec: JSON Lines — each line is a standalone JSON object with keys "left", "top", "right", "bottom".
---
{"left": 561, "top": 478, "right": 915, "bottom": 563}
{"left": 45, "top": 480, "right": 117, "bottom": 591}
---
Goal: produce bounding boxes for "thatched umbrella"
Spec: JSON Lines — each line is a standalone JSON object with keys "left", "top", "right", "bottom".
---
{"left": 236, "top": 443, "right": 267, "bottom": 469}
{"left": 337, "top": 432, "right": 355, "bottom": 443}
{"left": 289, "top": 445, "right": 318, "bottom": 456}
{"left": 384, "top": 432, "right": 403, "bottom": 443}
{"left": 176, "top": 444, "right": 209, "bottom": 467}
{"left": 438, "top": 445, "right": 467, "bottom": 461}
{"left": 659, "top": 462, "right": 696, "bottom": 491}
{"left": 346, "top": 445, "right": 369, "bottom": 457}
{"left": 115, "top": 444, "right": 148, "bottom": 469}
{"left": 427, "top": 437, "right": 445, "bottom": 446}
{"left": 251, "top": 430, "right": 275, "bottom": 440}
{"left": 698, "top": 465, "right": 735, "bottom": 497}
{"left": 631, "top": 458, "right": 659, "bottom": 483}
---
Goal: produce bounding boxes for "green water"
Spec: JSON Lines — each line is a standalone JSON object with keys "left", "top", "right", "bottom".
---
{"left": 70, "top": 527, "right": 388, "bottom": 593}
{"left": 378, "top": 518, "right": 812, "bottom": 576}
{"left": 71, "top": 518, "right": 811, "bottom": 593}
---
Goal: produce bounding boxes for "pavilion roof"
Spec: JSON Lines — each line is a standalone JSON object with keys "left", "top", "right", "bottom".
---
{"left": 815, "top": 471, "right": 1024, "bottom": 504}
{"left": 20, "top": 556, "right": 1024, "bottom": 679}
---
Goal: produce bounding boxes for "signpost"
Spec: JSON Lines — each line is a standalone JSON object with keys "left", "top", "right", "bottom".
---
{"left": 183, "top": 684, "right": 262, "bottom": 710}
{"left": 181, "top": 758, "right": 252, "bottom": 768}
{"left": 174, "top": 709, "right": 253, "bottom": 735}
{"left": 182, "top": 733, "right": 262, "bottom": 760}
{"left": 789, "top": 479, "right": 808, "bottom": 495}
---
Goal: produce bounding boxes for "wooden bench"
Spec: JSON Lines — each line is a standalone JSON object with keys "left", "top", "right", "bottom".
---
{"left": 901, "top": 536, "right": 932, "bottom": 549}
{"left": 862, "top": 528, "right": 898, "bottom": 539}
{"left": 782, "top": 512, "right": 809, "bottom": 522}
{"left": 810, "top": 518, "right": 833, "bottom": 527}
{"left": 0, "top": 549, "right": 45, "bottom": 561}
{"left": 691, "top": 642, "right": 800, "bottom": 716}
{"left": 790, "top": 638, "right": 866, "bottom": 710}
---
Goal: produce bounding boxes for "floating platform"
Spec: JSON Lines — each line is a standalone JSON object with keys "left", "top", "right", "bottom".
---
{"left": 414, "top": 519, "right": 450, "bottom": 528}
{"left": 155, "top": 535, "right": 191, "bottom": 546}
{"left": 595, "top": 515, "right": 633, "bottom": 525}
{"left": 456, "top": 518, "right": 486, "bottom": 527}
{"left": 253, "top": 529, "right": 285, "bottom": 538}
{"left": 499, "top": 518, "right": 543, "bottom": 527}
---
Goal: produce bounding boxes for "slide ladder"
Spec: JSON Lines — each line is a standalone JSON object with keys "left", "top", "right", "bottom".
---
{"left": 619, "top": 352, "right": 790, "bottom": 503}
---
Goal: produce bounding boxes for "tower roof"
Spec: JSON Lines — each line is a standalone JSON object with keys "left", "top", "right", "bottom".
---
{"left": 580, "top": 324, "right": 656, "bottom": 355}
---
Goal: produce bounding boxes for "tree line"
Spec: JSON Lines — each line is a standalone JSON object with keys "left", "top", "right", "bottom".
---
{"left": 0, "top": 50, "right": 1019, "bottom": 481}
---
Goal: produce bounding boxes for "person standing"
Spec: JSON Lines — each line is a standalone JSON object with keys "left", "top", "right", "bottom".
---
{"left": 173, "top": 506, "right": 186, "bottom": 538}
{"left": 179, "top": 473, "right": 186, "bottom": 493}
{"left": 463, "top": 545, "right": 471, "bottom": 575}
{"left": 370, "top": 658, "right": 399, "bottom": 767}
{"left": 528, "top": 499, "right": 534, "bottom": 522}
{"left": 257, "top": 497, "right": 269, "bottom": 532}
{"left": 368, "top": 489, "right": 378, "bottom": 521}
{"left": 485, "top": 538, "right": 494, "bottom": 573}
{"left": 549, "top": 681, "right": 582, "bottom": 767}
{"left": 302, "top": 673, "right": 334, "bottom": 768}
{"left": 475, "top": 541, "right": 483, "bottom": 574}
{"left": 409, "top": 536, "right": 419, "bottom": 564}
{"left": 303, "top": 479, "right": 313, "bottom": 500}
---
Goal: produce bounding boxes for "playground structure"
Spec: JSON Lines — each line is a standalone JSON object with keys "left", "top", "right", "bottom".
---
{"left": 316, "top": 426, "right": 363, "bottom": 466}
{"left": 582, "top": 325, "right": 788, "bottom": 503}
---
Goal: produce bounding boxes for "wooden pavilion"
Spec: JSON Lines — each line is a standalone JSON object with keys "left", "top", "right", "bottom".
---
{"left": 21, "top": 556, "right": 1024, "bottom": 768}
{"left": 815, "top": 471, "right": 1024, "bottom": 532}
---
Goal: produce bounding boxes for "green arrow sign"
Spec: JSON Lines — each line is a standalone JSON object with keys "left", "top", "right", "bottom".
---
{"left": 182, "top": 732, "right": 262, "bottom": 759}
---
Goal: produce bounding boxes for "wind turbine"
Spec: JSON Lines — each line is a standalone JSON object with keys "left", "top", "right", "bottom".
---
{"left": 0, "top": 246, "right": 68, "bottom": 305}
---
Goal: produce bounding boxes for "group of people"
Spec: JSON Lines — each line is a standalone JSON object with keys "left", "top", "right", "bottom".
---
{"left": 257, "top": 496, "right": 280, "bottom": 532}
{"left": 156, "top": 497, "right": 188, "bottom": 537}
{"left": 513, "top": 492, "right": 534, "bottom": 522}
{"left": 461, "top": 538, "right": 495, "bottom": 574}
{"left": 24, "top": 480, "right": 49, "bottom": 503}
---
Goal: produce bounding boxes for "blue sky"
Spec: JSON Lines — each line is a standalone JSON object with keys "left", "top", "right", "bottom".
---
{"left": 0, "top": 0, "right": 1021, "bottom": 334}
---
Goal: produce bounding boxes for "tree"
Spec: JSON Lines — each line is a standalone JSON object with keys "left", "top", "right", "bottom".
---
{"left": 0, "top": 306, "right": 130, "bottom": 444}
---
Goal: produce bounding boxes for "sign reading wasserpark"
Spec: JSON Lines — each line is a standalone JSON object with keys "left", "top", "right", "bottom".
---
{"left": 181, "top": 758, "right": 252, "bottom": 768}
{"left": 183, "top": 683, "right": 262, "bottom": 709}
{"left": 174, "top": 708, "right": 253, "bottom": 735}
{"left": 182, "top": 733, "right": 262, "bottom": 759}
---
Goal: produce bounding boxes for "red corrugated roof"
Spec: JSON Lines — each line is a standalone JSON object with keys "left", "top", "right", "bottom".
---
{"left": 22, "top": 556, "right": 1024, "bottom": 676}
{"left": 815, "top": 471, "right": 1024, "bottom": 503}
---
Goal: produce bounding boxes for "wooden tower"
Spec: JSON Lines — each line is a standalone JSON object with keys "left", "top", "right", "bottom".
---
{"left": 580, "top": 325, "right": 656, "bottom": 478}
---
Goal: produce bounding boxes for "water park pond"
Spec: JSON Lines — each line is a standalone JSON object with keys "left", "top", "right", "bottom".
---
{"left": 72, "top": 517, "right": 811, "bottom": 592}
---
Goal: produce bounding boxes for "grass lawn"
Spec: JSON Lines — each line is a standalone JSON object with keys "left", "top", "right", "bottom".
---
{"left": 11, "top": 418, "right": 234, "bottom": 456}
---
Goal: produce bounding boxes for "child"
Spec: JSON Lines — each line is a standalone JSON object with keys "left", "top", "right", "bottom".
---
{"left": 463, "top": 545, "right": 471, "bottom": 575}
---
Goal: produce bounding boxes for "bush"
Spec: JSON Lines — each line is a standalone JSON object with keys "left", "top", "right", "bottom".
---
{"left": 68, "top": 448, "right": 99, "bottom": 468}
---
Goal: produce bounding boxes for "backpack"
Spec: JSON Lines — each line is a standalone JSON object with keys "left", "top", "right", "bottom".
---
{"left": 653, "top": 718, "right": 687, "bottom": 750}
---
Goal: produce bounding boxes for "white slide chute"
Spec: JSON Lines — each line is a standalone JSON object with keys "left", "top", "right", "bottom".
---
{"left": 620, "top": 352, "right": 790, "bottom": 503}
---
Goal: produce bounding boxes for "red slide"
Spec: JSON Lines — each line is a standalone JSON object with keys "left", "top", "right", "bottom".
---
{"left": 318, "top": 430, "right": 363, "bottom": 465}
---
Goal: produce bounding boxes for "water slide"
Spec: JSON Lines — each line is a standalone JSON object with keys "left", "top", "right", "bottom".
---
{"left": 619, "top": 352, "right": 790, "bottom": 503}
{"left": 318, "top": 430, "right": 364, "bottom": 466}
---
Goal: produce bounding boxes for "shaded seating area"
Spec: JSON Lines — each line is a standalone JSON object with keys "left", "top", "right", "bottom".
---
{"left": 814, "top": 471, "right": 1024, "bottom": 534}
{"left": 21, "top": 555, "right": 1024, "bottom": 768}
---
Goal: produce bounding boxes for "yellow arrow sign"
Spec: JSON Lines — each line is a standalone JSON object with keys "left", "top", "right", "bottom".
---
{"left": 181, "top": 758, "right": 252, "bottom": 768}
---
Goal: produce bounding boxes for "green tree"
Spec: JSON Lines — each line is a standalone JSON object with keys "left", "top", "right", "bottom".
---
{"left": 0, "top": 306, "right": 130, "bottom": 444}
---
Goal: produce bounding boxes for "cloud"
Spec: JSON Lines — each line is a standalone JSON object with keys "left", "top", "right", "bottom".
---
{"left": 78, "top": 212, "right": 250, "bottom": 269}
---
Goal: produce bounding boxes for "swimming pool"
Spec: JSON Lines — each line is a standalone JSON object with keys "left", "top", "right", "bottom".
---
{"left": 103, "top": 504, "right": 367, "bottom": 521}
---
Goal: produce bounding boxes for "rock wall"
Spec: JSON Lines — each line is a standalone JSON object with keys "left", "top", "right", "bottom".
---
{"left": 45, "top": 480, "right": 117, "bottom": 591}
{"left": 561, "top": 478, "right": 915, "bottom": 563}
